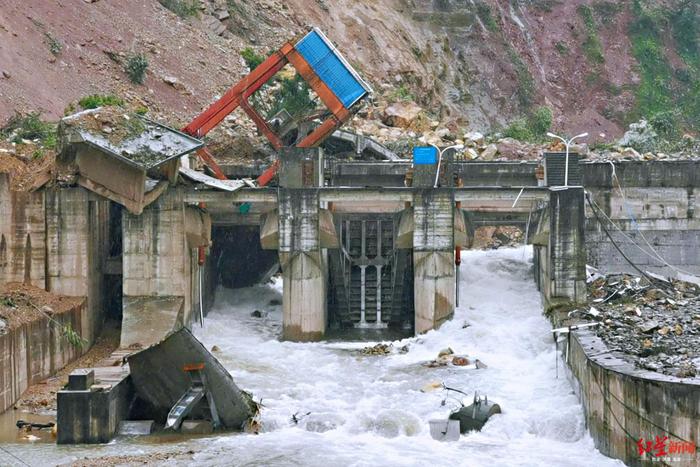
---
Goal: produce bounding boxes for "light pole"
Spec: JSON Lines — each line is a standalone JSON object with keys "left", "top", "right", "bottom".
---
{"left": 546, "top": 132, "right": 588, "bottom": 187}
{"left": 430, "top": 143, "right": 464, "bottom": 188}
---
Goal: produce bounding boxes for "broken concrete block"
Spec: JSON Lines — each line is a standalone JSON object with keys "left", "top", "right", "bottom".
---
{"left": 67, "top": 369, "right": 94, "bottom": 390}
{"left": 118, "top": 420, "right": 155, "bottom": 435}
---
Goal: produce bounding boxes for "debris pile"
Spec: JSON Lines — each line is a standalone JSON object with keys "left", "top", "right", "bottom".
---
{"left": 360, "top": 343, "right": 393, "bottom": 355}
{"left": 472, "top": 226, "right": 523, "bottom": 250}
{"left": 422, "top": 347, "right": 486, "bottom": 369}
{"left": 345, "top": 102, "right": 700, "bottom": 163}
{"left": 0, "top": 283, "right": 83, "bottom": 332}
{"left": 579, "top": 269, "right": 700, "bottom": 378}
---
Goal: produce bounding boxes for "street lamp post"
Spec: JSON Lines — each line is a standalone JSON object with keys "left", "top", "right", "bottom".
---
{"left": 546, "top": 132, "right": 589, "bottom": 187}
{"left": 430, "top": 143, "right": 464, "bottom": 188}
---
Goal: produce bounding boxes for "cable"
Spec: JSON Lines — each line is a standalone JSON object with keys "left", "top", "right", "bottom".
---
{"left": 606, "top": 162, "right": 699, "bottom": 278}
{"left": 589, "top": 194, "right": 700, "bottom": 279}
{"left": 0, "top": 445, "right": 30, "bottom": 467}
{"left": 585, "top": 192, "right": 659, "bottom": 285}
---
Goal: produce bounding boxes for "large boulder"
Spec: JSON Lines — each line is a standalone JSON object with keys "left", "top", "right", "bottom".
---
{"left": 618, "top": 119, "right": 658, "bottom": 153}
{"left": 480, "top": 144, "right": 498, "bottom": 160}
{"left": 382, "top": 101, "right": 424, "bottom": 128}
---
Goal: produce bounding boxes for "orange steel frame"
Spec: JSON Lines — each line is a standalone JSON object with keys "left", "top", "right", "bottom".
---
{"left": 182, "top": 41, "right": 353, "bottom": 186}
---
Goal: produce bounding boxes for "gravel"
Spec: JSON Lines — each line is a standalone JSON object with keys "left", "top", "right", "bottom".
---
{"left": 579, "top": 273, "right": 700, "bottom": 378}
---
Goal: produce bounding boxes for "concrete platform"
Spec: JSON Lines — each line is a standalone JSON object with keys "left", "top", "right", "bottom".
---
{"left": 57, "top": 350, "right": 134, "bottom": 444}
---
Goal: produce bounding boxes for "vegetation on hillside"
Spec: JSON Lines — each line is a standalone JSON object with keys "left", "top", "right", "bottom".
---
{"left": 629, "top": 0, "right": 700, "bottom": 139}
{"left": 158, "top": 0, "right": 200, "bottom": 18}
{"left": 125, "top": 53, "right": 149, "bottom": 85}
{"left": 503, "top": 106, "right": 553, "bottom": 142}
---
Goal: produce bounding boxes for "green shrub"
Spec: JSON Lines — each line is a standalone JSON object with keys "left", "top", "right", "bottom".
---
{"left": 44, "top": 32, "right": 62, "bottom": 55}
{"left": 503, "top": 106, "right": 553, "bottom": 142}
{"left": 266, "top": 75, "right": 314, "bottom": 119}
{"left": 507, "top": 47, "right": 534, "bottom": 107}
{"left": 0, "top": 112, "right": 56, "bottom": 148}
{"left": 241, "top": 47, "right": 265, "bottom": 71}
{"left": 503, "top": 119, "right": 533, "bottom": 141}
{"left": 125, "top": 53, "right": 148, "bottom": 85}
{"left": 592, "top": 1, "right": 623, "bottom": 25}
{"left": 649, "top": 110, "right": 681, "bottom": 139}
{"left": 530, "top": 106, "right": 553, "bottom": 137}
{"left": 158, "top": 0, "right": 199, "bottom": 18}
{"left": 475, "top": 2, "right": 498, "bottom": 32}
{"left": 389, "top": 84, "right": 415, "bottom": 102}
{"left": 239, "top": 48, "right": 314, "bottom": 119}
{"left": 554, "top": 41, "right": 569, "bottom": 55}
{"left": 78, "top": 94, "right": 124, "bottom": 110}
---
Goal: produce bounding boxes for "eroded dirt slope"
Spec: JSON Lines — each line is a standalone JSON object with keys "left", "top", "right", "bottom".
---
{"left": 0, "top": 0, "right": 696, "bottom": 138}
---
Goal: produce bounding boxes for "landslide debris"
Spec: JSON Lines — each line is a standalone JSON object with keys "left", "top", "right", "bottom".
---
{"left": 577, "top": 271, "right": 700, "bottom": 378}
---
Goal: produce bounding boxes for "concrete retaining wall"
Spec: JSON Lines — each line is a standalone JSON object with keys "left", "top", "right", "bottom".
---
{"left": 556, "top": 322, "right": 700, "bottom": 467}
{"left": 0, "top": 299, "right": 86, "bottom": 414}
{"left": 0, "top": 174, "right": 46, "bottom": 288}
{"left": 583, "top": 161, "right": 700, "bottom": 276}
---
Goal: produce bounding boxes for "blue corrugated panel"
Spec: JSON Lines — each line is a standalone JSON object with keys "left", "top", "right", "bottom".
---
{"left": 295, "top": 31, "right": 368, "bottom": 108}
{"left": 413, "top": 146, "right": 437, "bottom": 165}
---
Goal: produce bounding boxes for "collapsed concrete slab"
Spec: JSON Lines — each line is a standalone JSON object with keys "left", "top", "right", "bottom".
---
{"left": 57, "top": 108, "right": 203, "bottom": 214}
{"left": 127, "top": 328, "right": 255, "bottom": 430}
{"left": 58, "top": 329, "right": 255, "bottom": 443}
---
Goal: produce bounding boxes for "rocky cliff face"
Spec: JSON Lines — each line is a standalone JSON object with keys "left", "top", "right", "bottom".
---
{"left": 1, "top": 0, "right": 698, "bottom": 140}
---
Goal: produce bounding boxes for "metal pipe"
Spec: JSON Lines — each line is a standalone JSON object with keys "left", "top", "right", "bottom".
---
{"left": 199, "top": 266, "right": 204, "bottom": 328}
{"left": 376, "top": 220, "right": 382, "bottom": 324}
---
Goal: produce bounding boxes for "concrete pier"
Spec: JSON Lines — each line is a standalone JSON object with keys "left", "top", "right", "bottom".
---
{"left": 45, "top": 187, "right": 110, "bottom": 345}
{"left": 278, "top": 189, "right": 328, "bottom": 341}
{"left": 120, "top": 187, "right": 210, "bottom": 348}
{"left": 413, "top": 190, "right": 455, "bottom": 333}
{"left": 532, "top": 188, "right": 587, "bottom": 309}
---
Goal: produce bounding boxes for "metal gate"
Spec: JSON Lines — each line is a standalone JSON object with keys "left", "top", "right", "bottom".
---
{"left": 328, "top": 214, "right": 413, "bottom": 330}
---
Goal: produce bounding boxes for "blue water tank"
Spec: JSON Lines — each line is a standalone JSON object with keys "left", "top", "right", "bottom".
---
{"left": 413, "top": 146, "right": 438, "bottom": 165}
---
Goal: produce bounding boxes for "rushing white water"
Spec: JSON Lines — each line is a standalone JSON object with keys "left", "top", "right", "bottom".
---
{"left": 188, "top": 246, "right": 622, "bottom": 466}
{"left": 5, "top": 247, "right": 623, "bottom": 466}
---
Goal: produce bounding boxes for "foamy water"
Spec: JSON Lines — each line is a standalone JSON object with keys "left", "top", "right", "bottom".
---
{"left": 4, "top": 247, "right": 623, "bottom": 466}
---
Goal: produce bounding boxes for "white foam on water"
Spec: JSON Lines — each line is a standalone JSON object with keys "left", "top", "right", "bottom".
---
{"left": 186, "top": 246, "right": 622, "bottom": 466}
{"left": 8, "top": 247, "right": 624, "bottom": 466}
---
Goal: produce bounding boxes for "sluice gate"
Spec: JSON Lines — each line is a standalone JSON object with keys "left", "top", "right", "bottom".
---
{"left": 328, "top": 214, "right": 413, "bottom": 330}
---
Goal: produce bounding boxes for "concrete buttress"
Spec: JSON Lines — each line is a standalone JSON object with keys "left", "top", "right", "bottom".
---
{"left": 278, "top": 189, "right": 327, "bottom": 341}
{"left": 413, "top": 190, "right": 455, "bottom": 333}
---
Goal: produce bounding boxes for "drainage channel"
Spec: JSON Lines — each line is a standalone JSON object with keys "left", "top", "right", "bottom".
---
{"left": 0, "top": 247, "right": 622, "bottom": 466}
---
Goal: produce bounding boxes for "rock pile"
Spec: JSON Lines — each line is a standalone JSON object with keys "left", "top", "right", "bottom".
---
{"left": 579, "top": 270, "right": 700, "bottom": 378}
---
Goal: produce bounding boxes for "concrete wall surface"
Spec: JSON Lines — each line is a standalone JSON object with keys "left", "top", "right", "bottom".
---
{"left": 565, "top": 329, "right": 700, "bottom": 467}
{"left": 0, "top": 174, "right": 46, "bottom": 288}
{"left": 0, "top": 300, "right": 86, "bottom": 414}
{"left": 583, "top": 161, "right": 699, "bottom": 276}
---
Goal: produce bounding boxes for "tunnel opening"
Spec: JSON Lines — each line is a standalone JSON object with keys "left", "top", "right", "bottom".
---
{"left": 210, "top": 225, "right": 279, "bottom": 290}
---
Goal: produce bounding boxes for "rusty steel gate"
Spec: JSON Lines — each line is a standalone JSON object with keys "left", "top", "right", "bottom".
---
{"left": 328, "top": 214, "right": 413, "bottom": 330}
